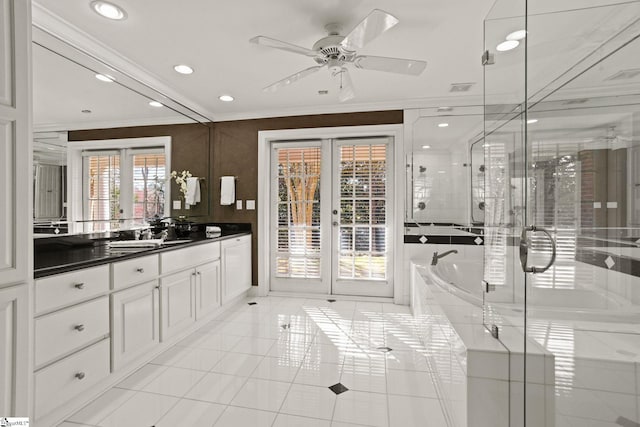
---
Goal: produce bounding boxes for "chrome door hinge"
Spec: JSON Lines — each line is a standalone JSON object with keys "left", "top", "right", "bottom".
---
{"left": 483, "top": 280, "right": 496, "bottom": 293}
{"left": 490, "top": 324, "right": 499, "bottom": 339}
{"left": 482, "top": 50, "right": 495, "bottom": 66}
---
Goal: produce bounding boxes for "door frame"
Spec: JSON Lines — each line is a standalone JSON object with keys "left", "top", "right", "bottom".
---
{"left": 258, "top": 124, "right": 404, "bottom": 303}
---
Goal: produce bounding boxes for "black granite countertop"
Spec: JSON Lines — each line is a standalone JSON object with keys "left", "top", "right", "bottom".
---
{"left": 34, "top": 223, "right": 251, "bottom": 279}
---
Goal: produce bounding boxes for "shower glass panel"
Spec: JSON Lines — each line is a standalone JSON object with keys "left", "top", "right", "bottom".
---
{"left": 484, "top": 0, "right": 529, "bottom": 425}
{"left": 486, "top": 0, "right": 640, "bottom": 426}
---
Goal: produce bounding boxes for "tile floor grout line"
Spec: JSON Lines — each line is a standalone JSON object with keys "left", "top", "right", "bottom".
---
{"left": 66, "top": 297, "right": 447, "bottom": 427}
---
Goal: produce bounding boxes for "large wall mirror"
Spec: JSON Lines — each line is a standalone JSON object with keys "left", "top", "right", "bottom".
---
{"left": 405, "top": 106, "right": 484, "bottom": 230}
{"left": 33, "top": 27, "right": 212, "bottom": 236}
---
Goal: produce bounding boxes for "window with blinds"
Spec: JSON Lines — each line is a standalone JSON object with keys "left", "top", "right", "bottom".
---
{"left": 274, "top": 146, "right": 322, "bottom": 279}
{"left": 84, "top": 152, "right": 120, "bottom": 232}
{"left": 82, "top": 148, "right": 166, "bottom": 231}
{"left": 132, "top": 151, "right": 166, "bottom": 225}
{"left": 337, "top": 143, "right": 388, "bottom": 281}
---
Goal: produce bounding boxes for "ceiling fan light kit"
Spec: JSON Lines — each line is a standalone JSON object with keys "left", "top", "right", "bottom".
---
{"left": 250, "top": 9, "right": 427, "bottom": 102}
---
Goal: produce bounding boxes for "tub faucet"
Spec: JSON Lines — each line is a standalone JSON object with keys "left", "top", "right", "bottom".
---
{"left": 431, "top": 250, "right": 458, "bottom": 266}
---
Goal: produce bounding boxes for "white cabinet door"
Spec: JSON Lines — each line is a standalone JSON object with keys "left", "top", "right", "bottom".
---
{"left": 221, "top": 235, "right": 252, "bottom": 304}
{"left": 0, "top": 0, "right": 30, "bottom": 288}
{"left": 0, "top": 284, "right": 28, "bottom": 416}
{"left": 195, "top": 260, "right": 221, "bottom": 320}
{"left": 160, "top": 269, "right": 195, "bottom": 341}
{"left": 111, "top": 281, "right": 160, "bottom": 371}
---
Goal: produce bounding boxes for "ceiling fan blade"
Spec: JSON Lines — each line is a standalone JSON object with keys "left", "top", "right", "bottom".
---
{"left": 354, "top": 55, "right": 427, "bottom": 75}
{"left": 341, "top": 9, "right": 399, "bottom": 51}
{"left": 263, "top": 65, "right": 324, "bottom": 92}
{"left": 250, "top": 36, "right": 317, "bottom": 57}
{"left": 333, "top": 67, "right": 355, "bottom": 102}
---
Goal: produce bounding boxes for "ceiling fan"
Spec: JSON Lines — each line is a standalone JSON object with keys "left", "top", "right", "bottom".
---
{"left": 250, "top": 9, "right": 427, "bottom": 102}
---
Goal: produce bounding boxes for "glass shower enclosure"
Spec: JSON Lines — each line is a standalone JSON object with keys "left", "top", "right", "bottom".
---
{"left": 484, "top": 0, "right": 640, "bottom": 426}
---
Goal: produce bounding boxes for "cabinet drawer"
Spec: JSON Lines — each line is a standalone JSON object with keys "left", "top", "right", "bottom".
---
{"left": 35, "top": 265, "right": 109, "bottom": 315}
{"left": 111, "top": 254, "right": 159, "bottom": 290}
{"left": 35, "top": 297, "right": 109, "bottom": 368}
{"left": 160, "top": 242, "right": 220, "bottom": 274}
{"left": 35, "top": 339, "right": 110, "bottom": 419}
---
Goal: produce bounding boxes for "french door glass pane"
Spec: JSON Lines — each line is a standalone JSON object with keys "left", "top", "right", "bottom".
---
{"left": 275, "top": 146, "right": 321, "bottom": 279}
{"left": 338, "top": 144, "right": 387, "bottom": 281}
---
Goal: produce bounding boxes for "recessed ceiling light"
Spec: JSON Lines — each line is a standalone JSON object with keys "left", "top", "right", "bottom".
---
{"left": 219, "top": 95, "right": 234, "bottom": 102}
{"left": 422, "top": 145, "right": 431, "bottom": 149}
{"left": 506, "top": 30, "right": 527, "bottom": 41}
{"left": 437, "top": 170, "right": 446, "bottom": 174}
{"left": 90, "top": 1, "right": 127, "bottom": 20}
{"left": 174, "top": 64, "right": 194, "bottom": 75}
{"left": 95, "top": 73, "right": 115, "bottom": 83}
{"left": 148, "top": 101, "right": 163, "bottom": 107}
{"left": 497, "top": 40, "right": 519, "bottom": 52}
{"left": 438, "top": 123, "right": 449, "bottom": 128}
{"left": 527, "top": 119, "right": 538, "bottom": 124}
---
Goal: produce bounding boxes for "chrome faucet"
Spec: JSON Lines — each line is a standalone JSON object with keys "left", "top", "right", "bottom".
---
{"left": 431, "top": 250, "right": 458, "bottom": 266}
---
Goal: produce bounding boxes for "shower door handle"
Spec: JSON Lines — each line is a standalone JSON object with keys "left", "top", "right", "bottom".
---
{"left": 519, "top": 225, "right": 557, "bottom": 274}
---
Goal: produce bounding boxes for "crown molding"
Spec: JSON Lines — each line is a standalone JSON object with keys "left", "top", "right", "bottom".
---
{"left": 33, "top": 115, "right": 194, "bottom": 133}
{"left": 210, "top": 94, "right": 485, "bottom": 122}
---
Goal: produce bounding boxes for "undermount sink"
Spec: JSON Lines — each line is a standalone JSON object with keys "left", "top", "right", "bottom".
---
{"left": 160, "top": 239, "right": 194, "bottom": 246}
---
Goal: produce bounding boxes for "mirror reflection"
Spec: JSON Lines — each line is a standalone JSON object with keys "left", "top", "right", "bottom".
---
{"left": 32, "top": 38, "right": 211, "bottom": 236}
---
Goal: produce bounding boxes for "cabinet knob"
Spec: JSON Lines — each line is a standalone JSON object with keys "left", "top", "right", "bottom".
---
{"left": 74, "top": 283, "right": 85, "bottom": 290}
{"left": 136, "top": 268, "right": 145, "bottom": 273}
{"left": 74, "top": 324, "right": 85, "bottom": 332}
{"left": 75, "top": 372, "right": 85, "bottom": 380}
{"left": 197, "top": 271, "right": 201, "bottom": 276}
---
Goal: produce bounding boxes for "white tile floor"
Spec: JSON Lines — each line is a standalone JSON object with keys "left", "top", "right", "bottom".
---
{"left": 59, "top": 296, "right": 449, "bottom": 427}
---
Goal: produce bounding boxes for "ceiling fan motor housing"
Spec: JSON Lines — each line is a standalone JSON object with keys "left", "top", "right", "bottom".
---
{"left": 312, "top": 35, "right": 355, "bottom": 65}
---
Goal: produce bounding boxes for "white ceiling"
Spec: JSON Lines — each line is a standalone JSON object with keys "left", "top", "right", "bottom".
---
{"left": 31, "top": 0, "right": 640, "bottom": 139}
{"left": 33, "top": 43, "right": 188, "bottom": 130}
{"left": 32, "top": 0, "right": 496, "bottom": 121}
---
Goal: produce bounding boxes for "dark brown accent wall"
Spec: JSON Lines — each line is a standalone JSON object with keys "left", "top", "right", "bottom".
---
{"left": 69, "top": 110, "right": 404, "bottom": 285}
{"left": 69, "top": 123, "right": 211, "bottom": 218}
{"left": 211, "top": 111, "right": 403, "bottom": 284}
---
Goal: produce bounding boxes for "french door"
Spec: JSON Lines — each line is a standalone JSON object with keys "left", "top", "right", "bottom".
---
{"left": 270, "top": 137, "right": 394, "bottom": 297}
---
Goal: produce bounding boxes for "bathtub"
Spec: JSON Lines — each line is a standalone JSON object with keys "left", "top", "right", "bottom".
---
{"left": 413, "top": 253, "right": 640, "bottom": 427}
{"left": 426, "top": 258, "right": 640, "bottom": 324}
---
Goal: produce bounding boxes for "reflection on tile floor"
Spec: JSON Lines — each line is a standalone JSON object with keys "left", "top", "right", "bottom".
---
{"left": 60, "top": 297, "right": 447, "bottom": 427}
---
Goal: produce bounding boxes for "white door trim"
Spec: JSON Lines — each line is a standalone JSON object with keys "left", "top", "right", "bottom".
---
{"left": 258, "top": 124, "right": 405, "bottom": 303}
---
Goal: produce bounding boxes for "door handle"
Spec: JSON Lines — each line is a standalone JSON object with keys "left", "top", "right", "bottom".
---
{"left": 519, "top": 225, "right": 557, "bottom": 274}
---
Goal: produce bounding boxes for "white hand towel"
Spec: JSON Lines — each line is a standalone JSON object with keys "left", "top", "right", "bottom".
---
{"left": 220, "top": 176, "right": 235, "bottom": 205}
{"left": 185, "top": 177, "right": 201, "bottom": 206}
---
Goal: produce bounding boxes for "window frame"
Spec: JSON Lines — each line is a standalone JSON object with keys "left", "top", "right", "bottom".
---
{"left": 67, "top": 136, "right": 171, "bottom": 233}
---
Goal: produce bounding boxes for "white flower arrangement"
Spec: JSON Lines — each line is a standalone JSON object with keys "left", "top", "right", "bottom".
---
{"left": 170, "top": 170, "right": 192, "bottom": 199}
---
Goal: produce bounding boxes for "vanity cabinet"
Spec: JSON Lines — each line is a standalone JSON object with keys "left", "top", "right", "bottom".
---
{"left": 195, "top": 259, "right": 221, "bottom": 320}
{"left": 34, "top": 270, "right": 111, "bottom": 418}
{"left": 35, "top": 265, "right": 109, "bottom": 314}
{"left": 111, "top": 280, "right": 160, "bottom": 371}
{"left": 221, "top": 235, "right": 252, "bottom": 304}
{"left": 35, "top": 339, "right": 110, "bottom": 419}
{"left": 111, "top": 254, "right": 159, "bottom": 290}
{"left": 160, "top": 269, "right": 196, "bottom": 341}
{"left": 160, "top": 240, "right": 222, "bottom": 340}
{"left": 35, "top": 296, "right": 109, "bottom": 368}
{"left": 34, "top": 234, "right": 249, "bottom": 425}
